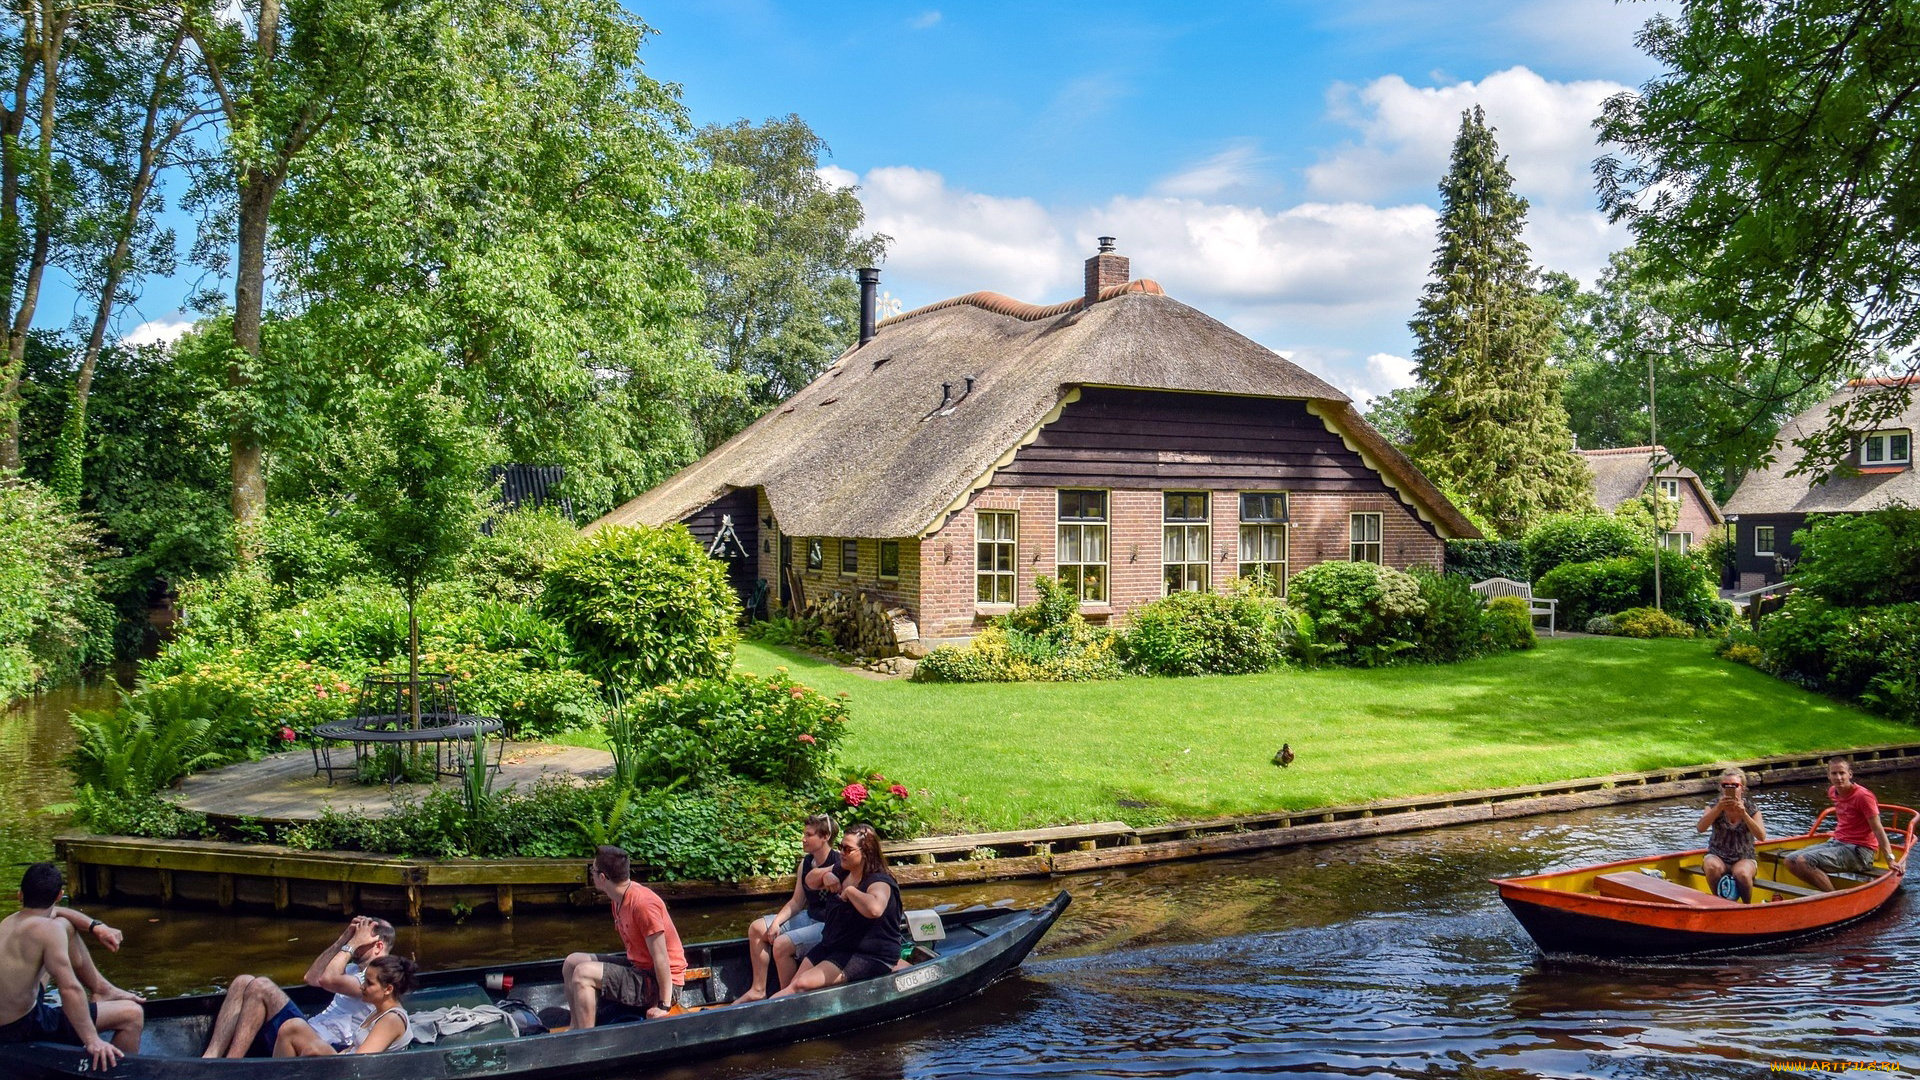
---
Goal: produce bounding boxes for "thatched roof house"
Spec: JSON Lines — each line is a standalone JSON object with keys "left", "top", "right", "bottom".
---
{"left": 1723, "top": 376, "right": 1919, "bottom": 589}
{"left": 595, "top": 242, "right": 1478, "bottom": 651}
{"left": 1576, "top": 445, "right": 1724, "bottom": 553}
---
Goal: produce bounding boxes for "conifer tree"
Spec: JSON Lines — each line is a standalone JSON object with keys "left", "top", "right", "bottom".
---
{"left": 1408, "top": 106, "right": 1594, "bottom": 539}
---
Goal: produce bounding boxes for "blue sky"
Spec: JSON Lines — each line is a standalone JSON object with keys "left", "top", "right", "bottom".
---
{"left": 102, "top": 0, "right": 1674, "bottom": 404}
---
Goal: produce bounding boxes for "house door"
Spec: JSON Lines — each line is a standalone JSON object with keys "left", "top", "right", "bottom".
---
{"left": 778, "top": 534, "right": 792, "bottom": 608}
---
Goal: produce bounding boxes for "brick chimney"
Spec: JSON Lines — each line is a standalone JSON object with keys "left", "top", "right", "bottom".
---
{"left": 1084, "top": 237, "right": 1129, "bottom": 306}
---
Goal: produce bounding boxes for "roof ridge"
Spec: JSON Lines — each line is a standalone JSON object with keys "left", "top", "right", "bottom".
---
{"left": 1577, "top": 445, "right": 1664, "bottom": 456}
{"left": 1848, "top": 375, "right": 1920, "bottom": 388}
{"left": 878, "top": 279, "right": 1166, "bottom": 328}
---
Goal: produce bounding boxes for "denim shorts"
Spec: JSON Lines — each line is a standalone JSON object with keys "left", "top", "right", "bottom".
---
{"left": 779, "top": 911, "right": 824, "bottom": 958}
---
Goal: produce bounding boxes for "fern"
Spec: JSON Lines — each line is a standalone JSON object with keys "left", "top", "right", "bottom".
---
{"left": 64, "top": 685, "right": 243, "bottom": 796}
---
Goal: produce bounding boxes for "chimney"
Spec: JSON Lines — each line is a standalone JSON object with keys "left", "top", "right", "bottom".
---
{"left": 1084, "top": 237, "right": 1129, "bottom": 306}
{"left": 857, "top": 267, "right": 881, "bottom": 345}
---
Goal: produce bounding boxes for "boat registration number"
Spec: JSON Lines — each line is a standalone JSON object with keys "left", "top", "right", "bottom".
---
{"left": 895, "top": 965, "right": 941, "bottom": 992}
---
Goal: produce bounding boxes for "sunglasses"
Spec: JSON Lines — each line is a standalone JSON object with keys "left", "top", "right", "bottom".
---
{"left": 1721, "top": 783, "right": 1742, "bottom": 789}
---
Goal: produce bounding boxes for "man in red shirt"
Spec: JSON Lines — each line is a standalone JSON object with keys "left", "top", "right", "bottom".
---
{"left": 1785, "top": 757, "right": 1907, "bottom": 891}
{"left": 561, "top": 845, "right": 686, "bottom": 1028}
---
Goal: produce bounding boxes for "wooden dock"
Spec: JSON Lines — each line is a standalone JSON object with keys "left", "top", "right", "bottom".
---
{"left": 174, "top": 743, "right": 615, "bottom": 822}
{"left": 60, "top": 742, "right": 1920, "bottom": 922}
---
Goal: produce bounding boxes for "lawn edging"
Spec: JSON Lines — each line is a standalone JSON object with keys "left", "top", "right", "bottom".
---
{"left": 58, "top": 741, "right": 1920, "bottom": 921}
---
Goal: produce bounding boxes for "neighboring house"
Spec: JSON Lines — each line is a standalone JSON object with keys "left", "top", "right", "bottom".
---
{"left": 590, "top": 242, "right": 1479, "bottom": 653}
{"left": 1721, "top": 376, "right": 1920, "bottom": 591}
{"left": 1575, "top": 446, "right": 1725, "bottom": 554}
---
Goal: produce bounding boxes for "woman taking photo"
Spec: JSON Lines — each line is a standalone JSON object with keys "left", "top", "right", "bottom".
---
{"left": 771, "top": 824, "right": 904, "bottom": 995}
{"left": 1697, "top": 768, "right": 1767, "bottom": 903}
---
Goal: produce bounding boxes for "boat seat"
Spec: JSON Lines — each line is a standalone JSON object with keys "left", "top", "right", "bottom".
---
{"left": 1678, "top": 863, "right": 1869, "bottom": 897}
{"left": 1594, "top": 871, "right": 1740, "bottom": 908}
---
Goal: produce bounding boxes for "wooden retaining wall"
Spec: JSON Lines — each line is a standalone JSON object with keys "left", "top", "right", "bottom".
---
{"left": 58, "top": 743, "right": 1920, "bottom": 922}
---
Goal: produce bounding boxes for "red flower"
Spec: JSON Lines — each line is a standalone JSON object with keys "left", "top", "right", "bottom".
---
{"left": 797, "top": 733, "right": 817, "bottom": 745}
{"left": 841, "top": 783, "right": 869, "bottom": 807}
{"left": 279, "top": 726, "right": 297, "bottom": 743}
{"left": 870, "top": 772, "right": 886, "bottom": 782}
{"left": 889, "top": 784, "right": 909, "bottom": 799}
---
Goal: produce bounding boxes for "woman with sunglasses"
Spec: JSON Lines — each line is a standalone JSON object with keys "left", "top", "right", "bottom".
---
{"left": 1697, "top": 768, "right": 1767, "bottom": 902}
{"left": 769, "top": 824, "right": 904, "bottom": 996}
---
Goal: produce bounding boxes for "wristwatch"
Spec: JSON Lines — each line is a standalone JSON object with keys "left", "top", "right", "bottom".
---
{"left": 338, "top": 945, "right": 355, "bottom": 956}
{"left": 87, "top": 920, "right": 103, "bottom": 933}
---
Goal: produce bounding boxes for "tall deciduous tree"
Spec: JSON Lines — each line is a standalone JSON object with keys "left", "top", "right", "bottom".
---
{"left": 1546, "top": 249, "right": 1844, "bottom": 501}
{"left": 1408, "top": 106, "right": 1594, "bottom": 539}
{"left": 693, "top": 115, "right": 888, "bottom": 446}
{"left": 1596, "top": 0, "right": 1906, "bottom": 476}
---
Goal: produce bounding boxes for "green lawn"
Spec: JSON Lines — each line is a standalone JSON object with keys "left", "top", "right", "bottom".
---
{"left": 733, "top": 637, "right": 1914, "bottom": 833}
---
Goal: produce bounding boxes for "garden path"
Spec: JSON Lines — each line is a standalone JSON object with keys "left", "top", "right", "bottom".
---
{"left": 174, "top": 743, "right": 612, "bottom": 823}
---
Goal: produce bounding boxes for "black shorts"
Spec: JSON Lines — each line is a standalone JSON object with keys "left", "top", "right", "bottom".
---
{"left": 251, "top": 1000, "right": 304, "bottom": 1058}
{"left": 593, "top": 953, "right": 683, "bottom": 1012}
{"left": 0, "top": 1002, "right": 97, "bottom": 1047}
{"left": 811, "top": 950, "right": 894, "bottom": 983}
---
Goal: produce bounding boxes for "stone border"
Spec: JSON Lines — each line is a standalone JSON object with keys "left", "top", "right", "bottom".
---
{"left": 57, "top": 742, "right": 1920, "bottom": 922}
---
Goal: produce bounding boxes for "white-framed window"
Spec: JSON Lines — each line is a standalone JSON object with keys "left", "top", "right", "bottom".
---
{"left": 840, "top": 539, "right": 859, "bottom": 575}
{"left": 1238, "top": 492, "right": 1288, "bottom": 595}
{"left": 1056, "top": 489, "right": 1109, "bottom": 603}
{"left": 1657, "top": 477, "right": 1681, "bottom": 501}
{"left": 1662, "top": 531, "right": 1693, "bottom": 553}
{"left": 975, "top": 512, "right": 1016, "bottom": 604}
{"left": 1754, "top": 525, "right": 1776, "bottom": 557}
{"left": 1350, "top": 512, "right": 1383, "bottom": 564}
{"left": 879, "top": 540, "right": 900, "bottom": 580}
{"left": 1162, "top": 492, "right": 1210, "bottom": 594}
{"left": 1862, "top": 430, "right": 1913, "bottom": 466}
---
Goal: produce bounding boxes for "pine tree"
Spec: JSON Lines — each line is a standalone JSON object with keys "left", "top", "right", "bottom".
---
{"left": 1408, "top": 106, "right": 1595, "bottom": 539}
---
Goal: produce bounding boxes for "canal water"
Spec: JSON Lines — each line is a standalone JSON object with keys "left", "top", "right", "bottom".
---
{"left": 5, "top": 690, "right": 1919, "bottom": 1077}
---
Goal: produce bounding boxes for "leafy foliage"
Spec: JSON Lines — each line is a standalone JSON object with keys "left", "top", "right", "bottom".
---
{"left": 1523, "top": 513, "right": 1649, "bottom": 582}
{"left": 1120, "top": 586, "right": 1293, "bottom": 676}
{"left": 1360, "top": 385, "right": 1425, "bottom": 448}
{"left": 1535, "top": 550, "right": 1728, "bottom": 630}
{"left": 1789, "top": 505, "right": 1920, "bottom": 607}
{"left": 0, "top": 474, "right": 114, "bottom": 698}
{"left": 64, "top": 683, "right": 252, "bottom": 796}
{"left": 1444, "top": 539, "right": 1526, "bottom": 583}
{"left": 1608, "top": 607, "right": 1696, "bottom": 639}
{"left": 1597, "top": 0, "right": 1914, "bottom": 477}
{"left": 1755, "top": 593, "right": 1920, "bottom": 724}
{"left": 1285, "top": 561, "right": 1427, "bottom": 667}
{"left": 1407, "top": 106, "right": 1595, "bottom": 538}
{"left": 541, "top": 524, "right": 740, "bottom": 692}
{"left": 613, "top": 670, "right": 846, "bottom": 791}
{"left": 1409, "top": 568, "right": 1487, "bottom": 663}
{"left": 1483, "top": 596, "right": 1537, "bottom": 651}
{"left": 830, "top": 766, "right": 929, "bottom": 839}
{"left": 915, "top": 578, "right": 1123, "bottom": 683}
{"left": 464, "top": 510, "right": 581, "bottom": 604}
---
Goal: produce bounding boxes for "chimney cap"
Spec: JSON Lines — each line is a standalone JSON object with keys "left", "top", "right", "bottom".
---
{"left": 856, "top": 267, "right": 881, "bottom": 284}
{"left": 1096, "top": 236, "right": 1117, "bottom": 254}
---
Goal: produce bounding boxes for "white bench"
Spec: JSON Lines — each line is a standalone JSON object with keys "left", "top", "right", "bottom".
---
{"left": 1470, "top": 576, "right": 1557, "bottom": 636}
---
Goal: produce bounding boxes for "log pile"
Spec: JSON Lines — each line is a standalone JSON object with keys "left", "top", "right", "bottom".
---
{"left": 805, "top": 590, "right": 920, "bottom": 658}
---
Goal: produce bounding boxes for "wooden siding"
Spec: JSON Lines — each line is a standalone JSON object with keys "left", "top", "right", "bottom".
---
{"left": 1734, "top": 512, "right": 1808, "bottom": 590}
{"left": 994, "top": 387, "right": 1390, "bottom": 492}
{"left": 680, "top": 488, "right": 761, "bottom": 609}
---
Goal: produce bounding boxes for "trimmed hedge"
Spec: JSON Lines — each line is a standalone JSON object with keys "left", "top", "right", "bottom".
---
{"left": 1444, "top": 539, "right": 1525, "bottom": 583}
{"left": 1522, "top": 513, "right": 1648, "bottom": 583}
{"left": 1122, "top": 587, "right": 1293, "bottom": 676}
{"left": 541, "top": 524, "right": 739, "bottom": 692}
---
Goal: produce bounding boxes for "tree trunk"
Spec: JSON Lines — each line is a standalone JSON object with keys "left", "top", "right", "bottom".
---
{"left": 407, "top": 594, "right": 421, "bottom": 729}
{"left": 230, "top": 171, "right": 274, "bottom": 537}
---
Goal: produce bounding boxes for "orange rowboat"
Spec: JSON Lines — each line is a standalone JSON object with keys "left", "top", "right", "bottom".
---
{"left": 1493, "top": 804, "right": 1916, "bottom": 957}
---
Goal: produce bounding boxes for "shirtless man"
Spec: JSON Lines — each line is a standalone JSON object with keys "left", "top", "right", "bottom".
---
{"left": 0, "top": 863, "right": 144, "bottom": 1069}
{"left": 201, "top": 916, "right": 397, "bottom": 1058}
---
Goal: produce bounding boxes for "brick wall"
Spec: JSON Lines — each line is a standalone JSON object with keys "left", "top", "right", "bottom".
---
{"left": 917, "top": 485, "right": 1445, "bottom": 643}
{"left": 771, "top": 527, "right": 921, "bottom": 625}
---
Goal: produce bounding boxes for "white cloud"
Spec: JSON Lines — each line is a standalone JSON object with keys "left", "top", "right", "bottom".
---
{"left": 1306, "top": 66, "right": 1630, "bottom": 283}
{"left": 1355, "top": 352, "right": 1418, "bottom": 404}
{"left": 910, "top": 10, "right": 941, "bottom": 30}
{"left": 855, "top": 165, "right": 1073, "bottom": 301}
{"left": 1153, "top": 142, "right": 1265, "bottom": 198}
{"left": 120, "top": 315, "right": 194, "bottom": 347}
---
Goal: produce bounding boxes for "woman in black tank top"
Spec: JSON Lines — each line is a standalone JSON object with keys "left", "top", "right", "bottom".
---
{"left": 770, "top": 824, "right": 905, "bottom": 994}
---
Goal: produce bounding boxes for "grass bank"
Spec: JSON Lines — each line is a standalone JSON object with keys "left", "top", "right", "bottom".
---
{"left": 734, "top": 637, "right": 1913, "bottom": 833}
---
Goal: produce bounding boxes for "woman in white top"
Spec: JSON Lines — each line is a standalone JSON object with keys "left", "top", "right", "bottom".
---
{"left": 274, "top": 955, "right": 417, "bottom": 1057}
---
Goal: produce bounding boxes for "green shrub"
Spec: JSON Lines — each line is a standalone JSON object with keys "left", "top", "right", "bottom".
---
{"left": 1121, "top": 586, "right": 1292, "bottom": 676}
{"left": 1824, "top": 603, "right": 1920, "bottom": 721}
{"left": 617, "top": 781, "right": 810, "bottom": 881}
{"left": 255, "top": 499, "right": 372, "bottom": 598}
{"left": 0, "top": 474, "right": 113, "bottom": 695}
{"left": 1483, "top": 595, "right": 1537, "bottom": 651}
{"left": 172, "top": 569, "right": 279, "bottom": 648}
{"left": 437, "top": 600, "right": 575, "bottom": 672}
{"left": 541, "top": 524, "right": 739, "bottom": 692}
{"left": 459, "top": 664, "right": 603, "bottom": 739}
{"left": 1001, "top": 576, "right": 1080, "bottom": 640}
{"left": 1444, "top": 539, "right": 1526, "bottom": 583}
{"left": 1409, "top": 567, "right": 1485, "bottom": 662}
{"left": 616, "top": 669, "right": 847, "bottom": 791}
{"left": 830, "top": 766, "right": 931, "bottom": 839}
{"left": 1790, "top": 505, "right": 1920, "bottom": 607}
{"left": 1523, "top": 513, "right": 1648, "bottom": 582}
{"left": 251, "top": 583, "right": 408, "bottom": 668}
{"left": 1535, "top": 550, "right": 1726, "bottom": 631}
{"left": 72, "top": 788, "right": 210, "bottom": 839}
{"left": 1585, "top": 614, "right": 1619, "bottom": 635}
{"left": 743, "top": 613, "right": 833, "bottom": 650}
{"left": 465, "top": 509, "right": 581, "bottom": 603}
{"left": 913, "top": 623, "right": 1124, "bottom": 683}
{"left": 1756, "top": 592, "right": 1849, "bottom": 685}
{"left": 64, "top": 682, "right": 254, "bottom": 796}
{"left": 1610, "top": 607, "right": 1695, "bottom": 639}
{"left": 1285, "top": 561, "right": 1426, "bottom": 667}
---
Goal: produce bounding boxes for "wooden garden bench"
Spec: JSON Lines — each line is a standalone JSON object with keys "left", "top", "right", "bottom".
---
{"left": 1470, "top": 576, "right": 1557, "bottom": 636}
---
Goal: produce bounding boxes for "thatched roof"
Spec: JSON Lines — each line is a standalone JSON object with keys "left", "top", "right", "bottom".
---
{"left": 1723, "top": 377, "right": 1920, "bottom": 516}
{"left": 1576, "top": 446, "right": 1724, "bottom": 523}
{"left": 591, "top": 282, "right": 1479, "bottom": 539}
